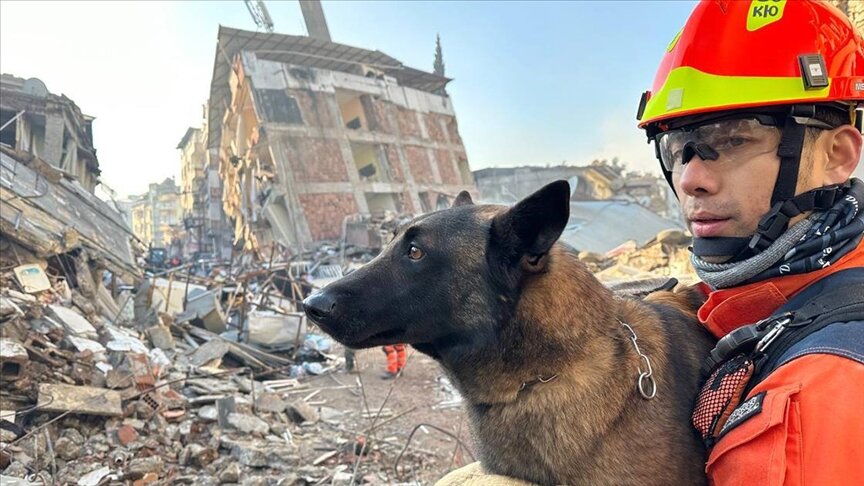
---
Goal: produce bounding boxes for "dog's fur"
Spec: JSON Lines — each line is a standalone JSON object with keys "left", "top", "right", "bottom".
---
{"left": 304, "top": 181, "right": 714, "bottom": 485}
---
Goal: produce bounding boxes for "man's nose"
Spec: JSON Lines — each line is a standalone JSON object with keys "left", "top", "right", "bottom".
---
{"left": 675, "top": 155, "right": 720, "bottom": 197}
{"left": 303, "top": 292, "right": 337, "bottom": 323}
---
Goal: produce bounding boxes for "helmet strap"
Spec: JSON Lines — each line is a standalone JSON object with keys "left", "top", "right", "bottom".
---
{"left": 691, "top": 183, "right": 849, "bottom": 261}
{"left": 692, "top": 237, "right": 750, "bottom": 258}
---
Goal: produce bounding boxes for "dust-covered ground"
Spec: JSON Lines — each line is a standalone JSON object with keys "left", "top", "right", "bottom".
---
{"left": 300, "top": 342, "right": 474, "bottom": 485}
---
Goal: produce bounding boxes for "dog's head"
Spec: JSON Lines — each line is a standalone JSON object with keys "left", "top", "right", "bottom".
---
{"left": 303, "top": 181, "right": 571, "bottom": 355}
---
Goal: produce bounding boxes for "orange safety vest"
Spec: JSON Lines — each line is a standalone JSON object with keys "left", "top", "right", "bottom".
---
{"left": 696, "top": 239, "right": 864, "bottom": 485}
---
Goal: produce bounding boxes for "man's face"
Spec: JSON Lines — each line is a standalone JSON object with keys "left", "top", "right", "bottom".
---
{"left": 663, "top": 117, "right": 827, "bottom": 260}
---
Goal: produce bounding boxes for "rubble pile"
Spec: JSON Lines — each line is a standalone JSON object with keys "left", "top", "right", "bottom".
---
{"left": 578, "top": 229, "right": 697, "bottom": 284}
{"left": 0, "top": 231, "right": 448, "bottom": 485}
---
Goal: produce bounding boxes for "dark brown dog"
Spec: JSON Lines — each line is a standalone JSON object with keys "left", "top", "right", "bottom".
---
{"left": 304, "top": 181, "right": 714, "bottom": 485}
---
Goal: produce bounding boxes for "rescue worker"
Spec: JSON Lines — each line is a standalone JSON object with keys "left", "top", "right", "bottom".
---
{"left": 437, "top": 1, "right": 863, "bottom": 484}
{"left": 381, "top": 344, "right": 407, "bottom": 379}
{"left": 636, "top": 1, "right": 864, "bottom": 482}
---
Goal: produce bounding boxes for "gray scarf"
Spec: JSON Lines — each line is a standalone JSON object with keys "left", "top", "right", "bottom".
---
{"left": 692, "top": 179, "right": 864, "bottom": 290}
{"left": 692, "top": 215, "right": 817, "bottom": 290}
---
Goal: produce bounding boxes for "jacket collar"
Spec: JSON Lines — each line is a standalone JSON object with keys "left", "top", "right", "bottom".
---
{"left": 698, "top": 238, "right": 864, "bottom": 339}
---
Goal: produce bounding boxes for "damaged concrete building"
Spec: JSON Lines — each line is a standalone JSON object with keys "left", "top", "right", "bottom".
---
{"left": 206, "top": 20, "right": 476, "bottom": 250}
{"left": 0, "top": 74, "right": 138, "bottom": 292}
{"left": 473, "top": 161, "right": 672, "bottom": 214}
{"left": 0, "top": 74, "right": 100, "bottom": 193}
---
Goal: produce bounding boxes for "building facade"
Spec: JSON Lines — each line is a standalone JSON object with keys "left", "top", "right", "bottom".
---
{"left": 179, "top": 104, "right": 233, "bottom": 260}
{"left": 206, "top": 26, "right": 476, "bottom": 251}
{"left": 177, "top": 127, "right": 207, "bottom": 256}
{"left": 129, "top": 178, "right": 182, "bottom": 249}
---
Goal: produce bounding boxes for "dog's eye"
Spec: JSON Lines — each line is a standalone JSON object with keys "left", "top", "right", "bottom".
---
{"left": 408, "top": 245, "right": 425, "bottom": 261}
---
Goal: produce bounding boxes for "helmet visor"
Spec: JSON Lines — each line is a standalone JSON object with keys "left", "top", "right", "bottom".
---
{"left": 656, "top": 117, "right": 782, "bottom": 174}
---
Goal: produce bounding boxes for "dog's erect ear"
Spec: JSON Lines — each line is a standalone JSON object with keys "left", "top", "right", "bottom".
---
{"left": 452, "top": 191, "right": 474, "bottom": 208}
{"left": 490, "top": 180, "right": 570, "bottom": 276}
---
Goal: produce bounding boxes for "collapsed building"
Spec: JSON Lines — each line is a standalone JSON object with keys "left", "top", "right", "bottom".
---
{"left": 474, "top": 161, "right": 678, "bottom": 219}
{"left": 206, "top": 25, "right": 476, "bottom": 251}
{"left": 0, "top": 73, "right": 137, "bottom": 283}
{"left": 0, "top": 75, "right": 100, "bottom": 194}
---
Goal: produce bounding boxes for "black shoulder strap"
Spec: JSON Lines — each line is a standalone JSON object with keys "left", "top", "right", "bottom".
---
{"left": 748, "top": 282, "right": 864, "bottom": 392}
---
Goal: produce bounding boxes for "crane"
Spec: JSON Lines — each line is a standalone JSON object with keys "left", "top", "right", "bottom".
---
{"left": 244, "top": 0, "right": 274, "bottom": 33}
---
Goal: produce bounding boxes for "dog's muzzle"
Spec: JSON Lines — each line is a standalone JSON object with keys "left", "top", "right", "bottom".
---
{"left": 303, "top": 292, "right": 337, "bottom": 325}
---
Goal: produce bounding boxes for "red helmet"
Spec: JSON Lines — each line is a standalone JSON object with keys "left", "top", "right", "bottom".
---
{"left": 638, "top": 0, "right": 864, "bottom": 262}
{"left": 638, "top": 0, "right": 864, "bottom": 129}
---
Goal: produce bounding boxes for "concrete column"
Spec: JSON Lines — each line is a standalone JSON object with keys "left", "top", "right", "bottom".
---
{"left": 299, "top": 1, "right": 332, "bottom": 42}
{"left": 425, "top": 147, "right": 442, "bottom": 184}
{"left": 42, "top": 115, "right": 65, "bottom": 167}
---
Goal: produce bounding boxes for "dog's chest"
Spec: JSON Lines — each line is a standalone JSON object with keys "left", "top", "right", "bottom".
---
{"left": 467, "top": 400, "right": 581, "bottom": 483}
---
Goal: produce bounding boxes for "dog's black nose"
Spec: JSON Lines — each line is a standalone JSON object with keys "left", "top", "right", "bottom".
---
{"left": 303, "top": 292, "right": 336, "bottom": 323}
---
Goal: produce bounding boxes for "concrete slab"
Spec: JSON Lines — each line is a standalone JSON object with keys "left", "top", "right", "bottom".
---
{"left": 37, "top": 383, "right": 123, "bottom": 417}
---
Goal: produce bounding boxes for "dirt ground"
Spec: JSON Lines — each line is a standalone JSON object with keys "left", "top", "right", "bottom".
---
{"left": 296, "top": 340, "right": 474, "bottom": 485}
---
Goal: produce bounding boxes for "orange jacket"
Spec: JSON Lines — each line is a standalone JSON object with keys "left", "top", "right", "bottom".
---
{"left": 697, "top": 239, "right": 864, "bottom": 485}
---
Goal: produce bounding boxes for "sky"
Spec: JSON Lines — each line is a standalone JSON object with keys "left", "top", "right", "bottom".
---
{"left": 0, "top": 0, "right": 699, "bottom": 198}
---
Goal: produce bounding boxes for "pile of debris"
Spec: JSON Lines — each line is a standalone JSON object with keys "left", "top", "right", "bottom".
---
{"left": 0, "top": 244, "right": 457, "bottom": 485}
{"left": 2, "top": 147, "right": 449, "bottom": 484}
{"left": 578, "top": 229, "right": 697, "bottom": 284}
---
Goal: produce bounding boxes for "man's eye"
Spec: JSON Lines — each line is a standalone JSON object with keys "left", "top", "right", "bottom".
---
{"left": 714, "top": 136, "right": 749, "bottom": 149}
{"left": 408, "top": 245, "right": 425, "bottom": 260}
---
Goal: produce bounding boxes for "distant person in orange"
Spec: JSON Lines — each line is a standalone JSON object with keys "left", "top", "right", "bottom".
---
{"left": 381, "top": 344, "right": 406, "bottom": 379}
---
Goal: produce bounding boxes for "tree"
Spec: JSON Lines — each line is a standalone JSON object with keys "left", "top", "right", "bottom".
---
{"left": 434, "top": 33, "right": 445, "bottom": 76}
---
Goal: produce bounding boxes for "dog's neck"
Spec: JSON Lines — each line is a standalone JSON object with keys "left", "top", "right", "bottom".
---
{"left": 439, "top": 246, "right": 622, "bottom": 405}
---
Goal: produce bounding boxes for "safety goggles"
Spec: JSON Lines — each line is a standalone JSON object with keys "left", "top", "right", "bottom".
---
{"left": 656, "top": 116, "right": 784, "bottom": 174}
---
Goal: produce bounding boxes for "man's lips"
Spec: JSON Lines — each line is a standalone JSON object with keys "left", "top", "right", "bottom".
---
{"left": 689, "top": 212, "right": 731, "bottom": 237}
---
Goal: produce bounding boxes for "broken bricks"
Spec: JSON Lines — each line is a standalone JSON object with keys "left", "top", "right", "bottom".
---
{"left": 0, "top": 338, "right": 28, "bottom": 381}
{"left": 0, "top": 231, "right": 445, "bottom": 484}
{"left": 145, "top": 324, "right": 174, "bottom": 351}
{"left": 46, "top": 305, "right": 98, "bottom": 340}
{"left": 287, "top": 401, "right": 319, "bottom": 424}
{"left": 226, "top": 413, "right": 269, "bottom": 435}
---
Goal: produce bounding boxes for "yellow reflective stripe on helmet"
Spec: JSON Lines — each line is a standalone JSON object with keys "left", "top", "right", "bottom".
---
{"left": 641, "top": 66, "right": 830, "bottom": 124}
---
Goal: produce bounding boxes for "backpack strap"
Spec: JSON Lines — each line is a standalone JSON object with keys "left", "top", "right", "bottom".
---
{"left": 747, "top": 282, "right": 864, "bottom": 392}
{"left": 702, "top": 268, "right": 864, "bottom": 377}
{"left": 773, "top": 320, "right": 864, "bottom": 370}
{"left": 693, "top": 269, "right": 864, "bottom": 449}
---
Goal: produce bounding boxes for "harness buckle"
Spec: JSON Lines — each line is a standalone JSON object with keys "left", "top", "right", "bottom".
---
{"left": 702, "top": 312, "right": 794, "bottom": 375}
{"left": 755, "top": 315, "right": 792, "bottom": 353}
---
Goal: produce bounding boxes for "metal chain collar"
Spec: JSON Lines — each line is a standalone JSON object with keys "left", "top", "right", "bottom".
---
{"left": 618, "top": 319, "right": 657, "bottom": 400}
{"left": 519, "top": 373, "right": 559, "bottom": 392}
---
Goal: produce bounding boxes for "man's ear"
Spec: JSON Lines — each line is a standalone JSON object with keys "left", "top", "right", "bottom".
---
{"left": 452, "top": 191, "right": 474, "bottom": 208}
{"left": 821, "top": 125, "right": 863, "bottom": 185}
{"left": 489, "top": 180, "right": 570, "bottom": 280}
